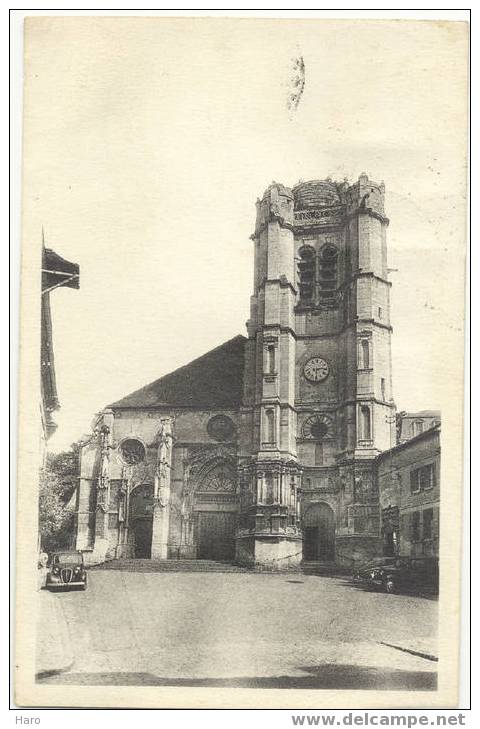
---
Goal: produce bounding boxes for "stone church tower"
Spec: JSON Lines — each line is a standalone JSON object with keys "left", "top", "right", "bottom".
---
{"left": 237, "top": 175, "right": 396, "bottom": 567}
{"left": 75, "top": 174, "right": 396, "bottom": 569}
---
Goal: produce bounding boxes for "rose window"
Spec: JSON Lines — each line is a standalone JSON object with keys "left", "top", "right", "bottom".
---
{"left": 302, "top": 414, "right": 334, "bottom": 440}
{"left": 119, "top": 438, "right": 146, "bottom": 465}
{"left": 207, "top": 415, "right": 236, "bottom": 442}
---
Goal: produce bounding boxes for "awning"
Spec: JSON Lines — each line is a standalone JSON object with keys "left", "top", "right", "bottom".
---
{"left": 42, "top": 248, "right": 80, "bottom": 293}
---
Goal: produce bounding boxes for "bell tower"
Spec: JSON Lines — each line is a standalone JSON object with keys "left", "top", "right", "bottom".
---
{"left": 293, "top": 174, "right": 396, "bottom": 565}
{"left": 238, "top": 174, "right": 396, "bottom": 568}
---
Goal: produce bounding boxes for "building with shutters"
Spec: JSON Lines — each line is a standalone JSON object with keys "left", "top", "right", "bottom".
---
{"left": 74, "top": 174, "right": 439, "bottom": 569}
{"left": 396, "top": 411, "right": 441, "bottom": 444}
{"left": 378, "top": 422, "right": 440, "bottom": 559}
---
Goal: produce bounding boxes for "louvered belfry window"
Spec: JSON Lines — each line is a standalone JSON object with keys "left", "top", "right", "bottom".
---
{"left": 298, "top": 247, "right": 315, "bottom": 303}
{"left": 319, "top": 244, "right": 338, "bottom": 299}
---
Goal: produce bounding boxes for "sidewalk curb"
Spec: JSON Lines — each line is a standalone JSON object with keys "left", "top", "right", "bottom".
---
{"left": 380, "top": 641, "right": 438, "bottom": 662}
{"left": 36, "top": 658, "right": 75, "bottom": 681}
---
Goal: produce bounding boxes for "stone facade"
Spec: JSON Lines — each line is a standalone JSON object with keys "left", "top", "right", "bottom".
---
{"left": 75, "top": 174, "right": 439, "bottom": 569}
{"left": 396, "top": 411, "right": 441, "bottom": 444}
{"left": 76, "top": 405, "right": 242, "bottom": 563}
{"left": 377, "top": 425, "right": 440, "bottom": 558}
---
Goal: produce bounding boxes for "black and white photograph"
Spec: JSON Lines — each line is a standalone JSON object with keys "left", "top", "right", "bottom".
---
{"left": 13, "top": 13, "right": 469, "bottom": 710}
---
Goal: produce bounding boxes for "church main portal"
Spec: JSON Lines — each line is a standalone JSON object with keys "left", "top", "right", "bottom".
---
{"left": 195, "top": 512, "right": 237, "bottom": 561}
{"left": 130, "top": 483, "right": 154, "bottom": 559}
{"left": 303, "top": 503, "right": 335, "bottom": 561}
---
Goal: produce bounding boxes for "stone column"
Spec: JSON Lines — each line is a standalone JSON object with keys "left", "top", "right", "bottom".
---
{"left": 93, "top": 409, "right": 114, "bottom": 562}
{"left": 116, "top": 465, "right": 130, "bottom": 558}
{"left": 256, "top": 472, "right": 263, "bottom": 503}
{"left": 151, "top": 416, "right": 174, "bottom": 560}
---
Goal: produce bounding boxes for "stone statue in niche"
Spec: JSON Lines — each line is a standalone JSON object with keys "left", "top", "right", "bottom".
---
{"left": 180, "top": 461, "right": 195, "bottom": 548}
{"left": 180, "top": 487, "right": 193, "bottom": 517}
{"left": 354, "top": 471, "right": 373, "bottom": 502}
{"left": 154, "top": 417, "right": 174, "bottom": 506}
{"left": 354, "top": 476, "right": 364, "bottom": 501}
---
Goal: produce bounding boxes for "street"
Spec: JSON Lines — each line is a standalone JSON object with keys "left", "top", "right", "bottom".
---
{"left": 37, "top": 565, "right": 438, "bottom": 690}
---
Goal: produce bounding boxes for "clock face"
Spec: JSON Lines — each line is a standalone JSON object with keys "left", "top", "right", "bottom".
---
{"left": 304, "top": 357, "right": 330, "bottom": 383}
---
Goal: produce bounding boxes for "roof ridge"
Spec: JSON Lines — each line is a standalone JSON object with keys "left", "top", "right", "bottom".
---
{"left": 108, "top": 334, "right": 246, "bottom": 410}
{"left": 161, "top": 334, "right": 246, "bottom": 377}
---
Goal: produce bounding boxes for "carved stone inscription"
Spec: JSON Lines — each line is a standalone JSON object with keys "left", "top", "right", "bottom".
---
{"left": 294, "top": 206, "right": 344, "bottom": 226}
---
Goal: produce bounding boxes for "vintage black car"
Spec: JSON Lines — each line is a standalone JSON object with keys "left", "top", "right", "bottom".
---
{"left": 46, "top": 551, "right": 87, "bottom": 591}
{"left": 353, "top": 557, "right": 397, "bottom": 583}
{"left": 357, "top": 556, "right": 438, "bottom": 595}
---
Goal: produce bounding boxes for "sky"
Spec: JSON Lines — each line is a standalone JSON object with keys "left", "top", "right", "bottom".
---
{"left": 21, "top": 17, "right": 468, "bottom": 452}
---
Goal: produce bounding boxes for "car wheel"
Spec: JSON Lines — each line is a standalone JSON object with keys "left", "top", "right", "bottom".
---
{"left": 386, "top": 579, "right": 395, "bottom": 593}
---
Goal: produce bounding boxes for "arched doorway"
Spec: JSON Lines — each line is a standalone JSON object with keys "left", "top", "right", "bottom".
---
{"left": 194, "top": 461, "right": 238, "bottom": 561}
{"left": 129, "top": 483, "right": 154, "bottom": 558}
{"left": 381, "top": 506, "right": 399, "bottom": 557}
{"left": 303, "top": 503, "right": 335, "bottom": 561}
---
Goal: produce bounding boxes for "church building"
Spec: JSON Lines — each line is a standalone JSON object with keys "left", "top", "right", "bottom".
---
{"left": 75, "top": 174, "right": 399, "bottom": 569}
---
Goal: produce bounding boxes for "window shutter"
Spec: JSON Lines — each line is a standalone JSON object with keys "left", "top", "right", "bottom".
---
{"left": 410, "top": 470, "right": 418, "bottom": 494}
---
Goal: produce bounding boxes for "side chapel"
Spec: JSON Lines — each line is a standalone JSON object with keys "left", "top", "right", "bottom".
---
{"left": 75, "top": 175, "right": 399, "bottom": 568}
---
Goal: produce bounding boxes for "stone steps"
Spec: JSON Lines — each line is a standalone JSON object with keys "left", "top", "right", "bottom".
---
{"left": 90, "top": 558, "right": 349, "bottom": 576}
{"left": 91, "top": 559, "right": 252, "bottom": 573}
{"left": 302, "top": 561, "right": 349, "bottom": 575}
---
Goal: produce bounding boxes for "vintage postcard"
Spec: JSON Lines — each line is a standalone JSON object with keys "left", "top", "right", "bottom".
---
{"left": 14, "top": 16, "right": 468, "bottom": 709}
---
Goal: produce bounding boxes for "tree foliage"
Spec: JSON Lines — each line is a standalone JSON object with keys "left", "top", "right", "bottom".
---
{"left": 38, "top": 441, "right": 82, "bottom": 553}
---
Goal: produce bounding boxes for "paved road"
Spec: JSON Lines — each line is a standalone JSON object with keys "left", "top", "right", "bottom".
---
{"left": 37, "top": 569, "right": 438, "bottom": 689}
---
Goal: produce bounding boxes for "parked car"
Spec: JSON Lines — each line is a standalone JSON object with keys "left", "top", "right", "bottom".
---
{"left": 46, "top": 551, "right": 87, "bottom": 591}
{"left": 353, "top": 557, "right": 397, "bottom": 583}
{"left": 361, "top": 556, "right": 439, "bottom": 595}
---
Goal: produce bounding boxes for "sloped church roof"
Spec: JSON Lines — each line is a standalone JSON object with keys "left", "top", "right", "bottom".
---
{"left": 109, "top": 335, "right": 246, "bottom": 410}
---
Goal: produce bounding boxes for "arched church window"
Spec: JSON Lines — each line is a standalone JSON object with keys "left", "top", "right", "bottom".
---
{"left": 381, "top": 377, "right": 386, "bottom": 401}
{"left": 265, "top": 409, "right": 275, "bottom": 443}
{"left": 360, "top": 405, "right": 372, "bottom": 441}
{"left": 315, "top": 443, "right": 324, "bottom": 466}
{"left": 319, "top": 244, "right": 338, "bottom": 299}
{"left": 360, "top": 339, "right": 370, "bottom": 369}
{"left": 412, "top": 420, "right": 424, "bottom": 436}
{"left": 265, "top": 474, "right": 274, "bottom": 504}
{"left": 297, "top": 246, "right": 315, "bottom": 303}
{"left": 198, "top": 462, "right": 236, "bottom": 493}
{"left": 267, "top": 344, "right": 276, "bottom": 374}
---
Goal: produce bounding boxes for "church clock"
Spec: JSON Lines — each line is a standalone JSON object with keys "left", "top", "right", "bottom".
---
{"left": 303, "top": 356, "right": 329, "bottom": 383}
